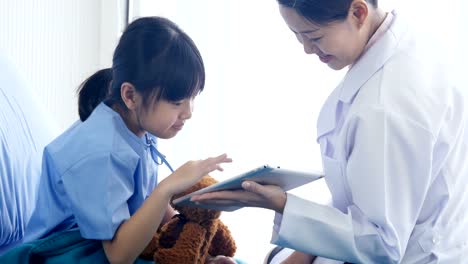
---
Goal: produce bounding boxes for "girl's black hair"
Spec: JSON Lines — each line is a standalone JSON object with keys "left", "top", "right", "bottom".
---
{"left": 77, "top": 16, "right": 205, "bottom": 121}
{"left": 277, "top": 0, "right": 378, "bottom": 25}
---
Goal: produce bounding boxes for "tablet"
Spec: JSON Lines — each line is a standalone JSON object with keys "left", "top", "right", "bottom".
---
{"left": 172, "top": 165, "right": 324, "bottom": 211}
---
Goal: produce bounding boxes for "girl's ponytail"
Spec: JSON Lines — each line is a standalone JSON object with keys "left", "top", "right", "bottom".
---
{"left": 77, "top": 68, "right": 113, "bottom": 121}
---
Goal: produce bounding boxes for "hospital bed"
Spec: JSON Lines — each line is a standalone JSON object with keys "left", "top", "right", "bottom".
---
{"left": 0, "top": 51, "right": 59, "bottom": 254}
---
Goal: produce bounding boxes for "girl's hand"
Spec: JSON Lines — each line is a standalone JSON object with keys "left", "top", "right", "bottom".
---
{"left": 191, "top": 181, "right": 287, "bottom": 213}
{"left": 159, "top": 153, "right": 232, "bottom": 196}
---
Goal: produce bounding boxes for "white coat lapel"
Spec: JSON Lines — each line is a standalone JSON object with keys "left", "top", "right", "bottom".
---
{"left": 316, "top": 11, "right": 407, "bottom": 142}
{"left": 316, "top": 81, "right": 343, "bottom": 141}
{"left": 340, "top": 11, "right": 407, "bottom": 103}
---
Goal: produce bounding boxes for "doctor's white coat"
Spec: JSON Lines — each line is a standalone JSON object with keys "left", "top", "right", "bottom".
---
{"left": 272, "top": 11, "right": 468, "bottom": 264}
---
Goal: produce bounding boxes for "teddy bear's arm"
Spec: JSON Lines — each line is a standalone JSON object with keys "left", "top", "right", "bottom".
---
{"left": 154, "top": 222, "right": 207, "bottom": 264}
{"left": 208, "top": 221, "right": 237, "bottom": 257}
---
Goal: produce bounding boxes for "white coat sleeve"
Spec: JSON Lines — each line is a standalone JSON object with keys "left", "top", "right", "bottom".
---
{"left": 272, "top": 107, "right": 435, "bottom": 263}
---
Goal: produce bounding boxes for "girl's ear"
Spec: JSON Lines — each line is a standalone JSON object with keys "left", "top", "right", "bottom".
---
{"left": 350, "top": 0, "right": 369, "bottom": 28}
{"left": 120, "top": 82, "right": 139, "bottom": 110}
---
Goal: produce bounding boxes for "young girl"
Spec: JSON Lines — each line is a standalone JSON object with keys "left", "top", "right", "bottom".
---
{"left": 0, "top": 16, "right": 234, "bottom": 263}
{"left": 192, "top": 0, "right": 468, "bottom": 263}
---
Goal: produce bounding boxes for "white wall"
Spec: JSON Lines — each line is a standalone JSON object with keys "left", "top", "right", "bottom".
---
{"left": 0, "top": 0, "right": 123, "bottom": 130}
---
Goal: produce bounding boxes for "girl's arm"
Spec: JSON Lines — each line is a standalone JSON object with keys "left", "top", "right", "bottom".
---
{"left": 102, "top": 181, "right": 173, "bottom": 264}
{"left": 102, "top": 153, "right": 231, "bottom": 264}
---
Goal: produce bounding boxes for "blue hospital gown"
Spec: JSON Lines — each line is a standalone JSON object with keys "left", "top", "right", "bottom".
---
{"left": 23, "top": 102, "right": 160, "bottom": 243}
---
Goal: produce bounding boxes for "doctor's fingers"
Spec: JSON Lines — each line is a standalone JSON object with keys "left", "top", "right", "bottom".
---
{"left": 192, "top": 189, "right": 250, "bottom": 201}
{"left": 195, "top": 182, "right": 285, "bottom": 205}
{"left": 242, "top": 181, "right": 287, "bottom": 212}
{"left": 192, "top": 190, "right": 274, "bottom": 209}
{"left": 242, "top": 181, "right": 285, "bottom": 198}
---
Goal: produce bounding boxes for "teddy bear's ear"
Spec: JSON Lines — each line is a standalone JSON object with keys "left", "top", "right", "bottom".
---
{"left": 201, "top": 175, "right": 219, "bottom": 186}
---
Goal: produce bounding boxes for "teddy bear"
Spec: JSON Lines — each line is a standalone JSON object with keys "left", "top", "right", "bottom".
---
{"left": 140, "top": 175, "right": 237, "bottom": 264}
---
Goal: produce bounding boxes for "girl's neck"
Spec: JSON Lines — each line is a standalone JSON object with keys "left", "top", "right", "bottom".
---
{"left": 112, "top": 103, "right": 145, "bottom": 137}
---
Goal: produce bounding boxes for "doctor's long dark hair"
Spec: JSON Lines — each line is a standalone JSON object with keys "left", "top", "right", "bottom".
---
{"left": 277, "top": 0, "right": 378, "bottom": 25}
{"left": 77, "top": 16, "right": 205, "bottom": 121}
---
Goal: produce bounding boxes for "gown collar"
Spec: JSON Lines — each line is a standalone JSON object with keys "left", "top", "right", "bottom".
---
{"left": 97, "top": 103, "right": 174, "bottom": 172}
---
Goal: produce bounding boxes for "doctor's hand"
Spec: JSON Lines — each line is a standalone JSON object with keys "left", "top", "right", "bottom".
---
{"left": 159, "top": 154, "right": 232, "bottom": 197}
{"left": 280, "top": 251, "right": 316, "bottom": 264}
{"left": 205, "top": 255, "right": 237, "bottom": 264}
{"left": 191, "top": 181, "right": 287, "bottom": 213}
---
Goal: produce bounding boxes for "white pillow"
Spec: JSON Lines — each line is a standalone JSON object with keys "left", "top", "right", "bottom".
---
{"left": 0, "top": 51, "right": 59, "bottom": 252}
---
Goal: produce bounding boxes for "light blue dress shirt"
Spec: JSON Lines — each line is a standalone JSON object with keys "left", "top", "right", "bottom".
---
{"left": 0, "top": 52, "right": 58, "bottom": 254}
{"left": 23, "top": 103, "right": 162, "bottom": 244}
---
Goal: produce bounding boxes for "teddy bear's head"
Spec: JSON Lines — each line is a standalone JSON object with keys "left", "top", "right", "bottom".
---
{"left": 171, "top": 175, "right": 221, "bottom": 222}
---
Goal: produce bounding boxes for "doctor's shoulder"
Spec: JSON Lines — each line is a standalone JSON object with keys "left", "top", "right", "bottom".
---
{"left": 346, "top": 46, "right": 455, "bottom": 139}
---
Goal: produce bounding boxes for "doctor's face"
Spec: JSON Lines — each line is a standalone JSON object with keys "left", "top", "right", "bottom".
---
{"left": 279, "top": 6, "right": 365, "bottom": 70}
{"left": 140, "top": 97, "right": 194, "bottom": 139}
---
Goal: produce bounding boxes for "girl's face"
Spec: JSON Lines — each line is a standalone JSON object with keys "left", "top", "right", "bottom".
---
{"left": 279, "top": 5, "right": 368, "bottom": 70}
{"left": 117, "top": 83, "right": 195, "bottom": 139}
{"left": 139, "top": 97, "right": 195, "bottom": 139}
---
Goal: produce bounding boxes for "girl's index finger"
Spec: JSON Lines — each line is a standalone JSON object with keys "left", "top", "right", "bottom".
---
{"left": 206, "top": 154, "right": 232, "bottom": 165}
{"left": 215, "top": 153, "right": 232, "bottom": 162}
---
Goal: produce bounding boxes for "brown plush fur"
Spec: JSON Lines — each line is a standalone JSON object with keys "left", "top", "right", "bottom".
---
{"left": 140, "top": 176, "right": 237, "bottom": 264}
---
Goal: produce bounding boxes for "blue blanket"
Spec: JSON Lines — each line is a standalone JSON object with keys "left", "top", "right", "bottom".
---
{"left": 0, "top": 228, "right": 249, "bottom": 264}
{"left": 0, "top": 228, "right": 152, "bottom": 264}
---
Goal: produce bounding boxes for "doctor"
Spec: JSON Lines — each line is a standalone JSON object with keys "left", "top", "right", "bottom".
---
{"left": 192, "top": 0, "right": 468, "bottom": 263}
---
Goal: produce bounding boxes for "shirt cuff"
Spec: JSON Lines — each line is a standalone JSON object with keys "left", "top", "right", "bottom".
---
{"left": 271, "top": 193, "right": 288, "bottom": 244}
